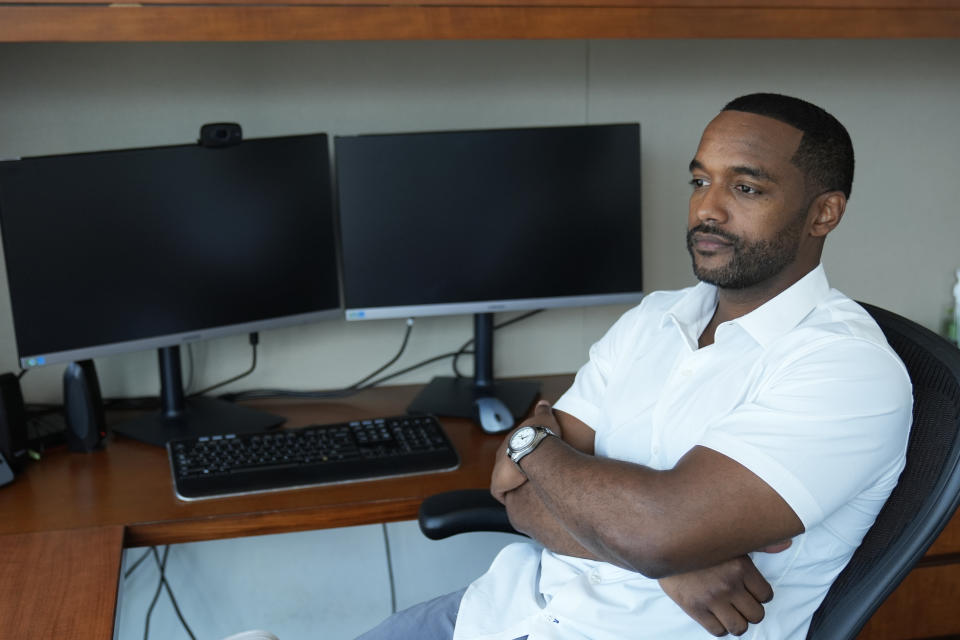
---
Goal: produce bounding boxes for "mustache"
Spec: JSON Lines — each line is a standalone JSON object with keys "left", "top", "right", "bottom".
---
{"left": 686, "top": 224, "right": 741, "bottom": 246}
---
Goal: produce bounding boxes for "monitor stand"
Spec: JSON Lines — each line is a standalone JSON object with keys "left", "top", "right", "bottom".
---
{"left": 112, "top": 345, "right": 285, "bottom": 447}
{"left": 407, "top": 313, "right": 541, "bottom": 424}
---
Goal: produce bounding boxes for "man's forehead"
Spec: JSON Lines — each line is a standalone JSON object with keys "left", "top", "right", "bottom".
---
{"left": 693, "top": 110, "right": 804, "bottom": 171}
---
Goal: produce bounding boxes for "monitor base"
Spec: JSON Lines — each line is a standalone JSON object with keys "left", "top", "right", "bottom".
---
{"left": 407, "top": 376, "right": 540, "bottom": 425}
{"left": 112, "top": 396, "right": 285, "bottom": 447}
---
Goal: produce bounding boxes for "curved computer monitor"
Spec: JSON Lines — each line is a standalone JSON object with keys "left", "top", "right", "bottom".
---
{"left": 334, "top": 123, "right": 643, "bottom": 422}
{"left": 0, "top": 132, "right": 341, "bottom": 445}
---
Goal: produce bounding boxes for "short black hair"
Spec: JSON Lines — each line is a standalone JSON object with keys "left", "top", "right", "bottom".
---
{"left": 723, "top": 93, "right": 855, "bottom": 199}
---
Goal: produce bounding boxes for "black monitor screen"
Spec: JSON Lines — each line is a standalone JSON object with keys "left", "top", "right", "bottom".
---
{"left": 0, "top": 134, "right": 341, "bottom": 368}
{"left": 335, "top": 123, "right": 643, "bottom": 320}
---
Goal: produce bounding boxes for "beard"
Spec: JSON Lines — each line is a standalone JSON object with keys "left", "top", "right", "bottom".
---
{"left": 686, "top": 213, "right": 805, "bottom": 290}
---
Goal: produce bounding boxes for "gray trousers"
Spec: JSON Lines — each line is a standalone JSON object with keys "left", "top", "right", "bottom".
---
{"left": 354, "top": 588, "right": 528, "bottom": 640}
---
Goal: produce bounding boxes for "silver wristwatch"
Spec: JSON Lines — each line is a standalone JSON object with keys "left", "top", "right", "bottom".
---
{"left": 506, "top": 424, "right": 556, "bottom": 469}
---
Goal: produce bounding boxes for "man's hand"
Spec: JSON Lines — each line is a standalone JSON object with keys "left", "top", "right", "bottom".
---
{"left": 524, "top": 400, "right": 565, "bottom": 438}
{"left": 658, "top": 555, "right": 772, "bottom": 636}
{"left": 490, "top": 436, "right": 527, "bottom": 504}
{"left": 658, "top": 541, "right": 790, "bottom": 637}
{"left": 490, "top": 401, "right": 564, "bottom": 504}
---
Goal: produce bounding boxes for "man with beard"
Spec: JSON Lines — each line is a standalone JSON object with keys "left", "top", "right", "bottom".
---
{"left": 357, "top": 93, "right": 912, "bottom": 640}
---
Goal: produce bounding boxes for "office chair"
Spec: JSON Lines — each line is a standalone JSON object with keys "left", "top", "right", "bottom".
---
{"left": 418, "top": 302, "right": 960, "bottom": 640}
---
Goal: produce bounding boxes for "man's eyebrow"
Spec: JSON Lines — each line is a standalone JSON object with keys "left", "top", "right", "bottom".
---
{"left": 731, "top": 165, "right": 778, "bottom": 183}
{"left": 688, "top": 158, "right": 779, "bottom": 184}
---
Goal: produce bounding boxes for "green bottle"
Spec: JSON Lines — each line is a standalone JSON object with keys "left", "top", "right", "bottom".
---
{"left": 953, "top": 269, "right": 960, "bottom": 346}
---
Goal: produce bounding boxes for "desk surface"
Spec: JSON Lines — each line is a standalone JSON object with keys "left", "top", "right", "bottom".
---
{"left": 0, "top": 376, "right": 569, "bottom": 639}
{"left": 0, "top": 376, "right": 570, "bottom": 548}
{"left": 7, "top": 371, "right": 960, "bottom": 554}
{"left": 0, "top": 526, "right": 125, "bottom": 640}
{"left": 8, "top": 373, "right": 960, "bottom": 639}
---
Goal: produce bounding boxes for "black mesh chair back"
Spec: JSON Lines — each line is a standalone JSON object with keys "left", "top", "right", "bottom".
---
{"left": 806, "top": 303, "right": 960, "bottom": 638}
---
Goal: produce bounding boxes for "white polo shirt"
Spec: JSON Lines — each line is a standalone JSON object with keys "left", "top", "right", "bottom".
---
{"left": 453, "top": 265, "right": 912, "bottom": 640}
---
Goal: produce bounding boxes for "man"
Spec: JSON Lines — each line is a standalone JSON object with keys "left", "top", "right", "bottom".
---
{"left": 358, "top": 93, "right": 912, "bottom": 639}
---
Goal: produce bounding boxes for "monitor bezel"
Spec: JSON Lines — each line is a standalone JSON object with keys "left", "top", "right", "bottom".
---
{"left": 344, "top": 292, "right": 644, "bottom": 322}
{"left": 16, "top": 307, "right": 342, "bottom": 369}
{"left": 335, "top": 122, "right": 644, "bottom": 323}
{"left": 0, "top": 132, "right": 343, "bottom": 370}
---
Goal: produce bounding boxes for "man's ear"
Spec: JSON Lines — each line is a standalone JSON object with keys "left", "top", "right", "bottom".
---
{"left": 809, "top": 191, "right": 846, "bottom": 238}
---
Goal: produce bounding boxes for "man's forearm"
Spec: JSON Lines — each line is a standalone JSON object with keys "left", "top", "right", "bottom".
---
{"left": 508, "top": 472, "right": 776, "bottom": 637}
{"left": 518, "top": 435, "right": 803, "bottom": 578}
{"left": 494, "top": 402, "right": 801, "bottom": 577}
{"left": 504, "top": 481, "right": 602, "bottom": 562}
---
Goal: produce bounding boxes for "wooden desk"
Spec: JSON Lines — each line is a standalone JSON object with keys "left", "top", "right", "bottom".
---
{"left": 0, "top": 527, "right": 124, "bottom": 640}
{"left": 3, "top": 373, "right": 960, "bottom": 639}
{"left": 1, "top": 380, "right": 571, "bottom": 545}
{"left": 0, "top": 377, "right": 568, "bottom": 639}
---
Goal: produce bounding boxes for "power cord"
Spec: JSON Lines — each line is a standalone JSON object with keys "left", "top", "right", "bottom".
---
{"left": 225, "top": 310, "right": 543, "bottom": 402}
{"left": 127, "top": 545, "right": 197, "bottom": 640}
{"left": 142, "top": 551, "right": 165, "bottom": 640}
{"left": 190, "top": 332, "right": 259, "bottom": 398}
{"left": 151, "top": 546, "right": 197, "bottom": 640}
{"left": 125, "top": 548, "right": 153, "bottom": 579}
{"left": 345, "top": 318, "right": 415, "bottom": 391}
{"left": 224, "top": 318, "right": 418, "bottom": 401}
{"left": 382, "top": 523, "right": 398, "bottom": 615}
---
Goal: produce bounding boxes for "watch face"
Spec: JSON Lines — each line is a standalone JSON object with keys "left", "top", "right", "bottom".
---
{"left": 509, "top": 426, "right": 536, "bottom": 450}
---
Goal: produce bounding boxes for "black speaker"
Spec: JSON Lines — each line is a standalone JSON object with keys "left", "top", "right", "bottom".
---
{"left": 63, "top": 360, "right": 107, "bottom": 452}
{"left": 199, "top": 122, "right": 242, "bottom": 148}
{"left": 0, "top": 372, "right": 28, "bottom": 472}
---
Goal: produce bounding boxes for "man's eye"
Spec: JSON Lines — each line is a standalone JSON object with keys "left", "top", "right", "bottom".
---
{"left": 689, "top": 178, "right": 708, "bottom": 189}
{"left": 735, "top": 184, "right": 761, "bottom": 195}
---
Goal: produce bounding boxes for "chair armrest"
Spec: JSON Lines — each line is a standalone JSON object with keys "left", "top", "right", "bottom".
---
{"left": 418, "top": 489, "right": 521, "bottom": 540}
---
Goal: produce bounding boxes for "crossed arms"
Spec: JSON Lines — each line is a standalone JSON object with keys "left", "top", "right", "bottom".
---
{"left": 490, "top": 402, "right": 803, "bottom": 636}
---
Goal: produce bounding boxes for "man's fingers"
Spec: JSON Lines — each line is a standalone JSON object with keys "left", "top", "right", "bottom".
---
{"left": 489, "top": 447, "right": 527, "bottom": 504}
{"left": 534, "top": 400, "right": 553, "bottom": 416}
{"left": 758, "top": 539, "right": 792, "bottom": 554}
{"left": 741, "top": 562, "right": 774, "bottom": 604}
{"left": 688, "top": 611, "right": 727, "bottom": 638}
{"left": 730, "top": 589, "right": 766, "bottom": 625}
{"left": 531, "top": 400, "right": 559, "bottom": 428}
{"left": 710, "top": 605, "right": 750, "bottom": 637}
{"left": 659, "top": 556, "right": 771, "bottom": 637}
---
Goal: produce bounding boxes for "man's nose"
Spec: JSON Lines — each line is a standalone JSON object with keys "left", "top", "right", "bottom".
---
{"left": 693, "top": 185, "right": 729, "bottom": 225}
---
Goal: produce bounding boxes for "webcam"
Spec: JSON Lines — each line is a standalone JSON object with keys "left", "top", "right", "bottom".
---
{"left": 199, "top": 122, "right": 242, "bottom": 148}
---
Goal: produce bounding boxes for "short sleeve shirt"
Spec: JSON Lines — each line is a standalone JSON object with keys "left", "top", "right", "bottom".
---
{"left": 453, "top": 265, "right": 912, "bottom": 640}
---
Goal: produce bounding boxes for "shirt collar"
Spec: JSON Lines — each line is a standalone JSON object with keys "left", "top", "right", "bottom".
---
{"left": 659, "top": 281, "right": 718, "bottom": 351}
{"left": 660, "top": 264, "right": 831, "bottom": 350}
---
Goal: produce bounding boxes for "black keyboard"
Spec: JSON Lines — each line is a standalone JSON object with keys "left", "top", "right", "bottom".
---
{"left": 167, "top": 414, "right": 459, "bottom": 500}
